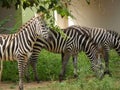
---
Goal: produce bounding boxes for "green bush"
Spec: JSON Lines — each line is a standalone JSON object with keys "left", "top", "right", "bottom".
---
{"left": 2, "top": 50, "right": 91, "bottom": 81}
{"left": 2, "top": 50, "right": 120, "bottom": 89}
{"left": 2, "top": 61, "right": 18, "bottom": 82}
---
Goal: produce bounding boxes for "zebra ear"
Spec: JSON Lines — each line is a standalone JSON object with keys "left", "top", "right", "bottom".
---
{"left": 35, "top": 12, "right": 44, "bottom": 18}
{"left": 39, "top": 12, "right": 44, "bottom": 17}
{"left": 35, "top": 13, "right": 39, "bottom": 17}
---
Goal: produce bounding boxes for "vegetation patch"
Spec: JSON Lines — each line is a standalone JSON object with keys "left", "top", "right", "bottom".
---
{"left": 2, "top": 50, "right": 120, "bottom": 90}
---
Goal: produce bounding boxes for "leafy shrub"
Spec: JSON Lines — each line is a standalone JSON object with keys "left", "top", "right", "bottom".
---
{"left": 2, "top": 50, "right": 120, "bottom": 89}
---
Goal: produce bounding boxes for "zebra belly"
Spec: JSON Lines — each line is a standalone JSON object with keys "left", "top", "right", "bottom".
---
{"left": 0, "top": 53, "right": 16, "bottom": 61}
{"left": 0, "top": 47, "right": 16, "bottom": 61}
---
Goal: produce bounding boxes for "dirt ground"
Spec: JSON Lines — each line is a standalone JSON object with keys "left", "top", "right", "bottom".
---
{"left": 0, "top": 81, "right": 52, "bottom": 90}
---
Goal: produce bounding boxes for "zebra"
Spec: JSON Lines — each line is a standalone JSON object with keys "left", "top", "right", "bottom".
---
{"left": 0, "top": 13, "right": 50, "bottom": 90}
{"left": 26, "top": 25, "right": 120, "bottom": 82}
{"left": 71, "top": 25, "right": 120, "bottom": 76}
{"left": 25, "top": 26, "right": 104, "bottom": 82}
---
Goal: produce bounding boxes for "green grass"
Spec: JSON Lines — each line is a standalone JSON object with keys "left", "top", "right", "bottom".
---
{"left": 2, "top": 50, "right": 120, "bottom": 90}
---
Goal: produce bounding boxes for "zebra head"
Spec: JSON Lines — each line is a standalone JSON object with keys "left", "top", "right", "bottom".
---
{"left": 34, "top": 13, "right": 50, "bottom": 39}
{"left": 108, "top": 30, "right": 120, "bottom": 55}
{"left": 114, "top": 33, "right": 120, "bottom": 55}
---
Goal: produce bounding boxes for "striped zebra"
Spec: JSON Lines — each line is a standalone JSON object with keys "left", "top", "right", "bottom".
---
{"left": 72, "top": 25, "right": 120, "bottom": 76}
{"left": 26, "top": 26, "right": 104, "bottom": 82}
{"left": 26, "top": 25, "right": 120, "bottom": 82}
{"left": 0, "top": 13, "right": 49, "bottom": 90}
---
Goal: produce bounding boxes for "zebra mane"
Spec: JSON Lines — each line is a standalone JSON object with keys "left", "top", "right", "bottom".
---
{"left": 63, "top": 25, "right": 90, "bottom": 37}
{"left": 107, "top": 29, "right": 120, "bottom": 40}
{"left": 18, "top": 16, "right": 37, "bottom": 32}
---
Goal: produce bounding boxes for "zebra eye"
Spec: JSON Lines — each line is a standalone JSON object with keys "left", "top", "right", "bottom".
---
{"left": 44, "top": 35, "right": 48, "bottom": 38}
{"left": 41, "top": 25, "right": 44, "bottom": 27}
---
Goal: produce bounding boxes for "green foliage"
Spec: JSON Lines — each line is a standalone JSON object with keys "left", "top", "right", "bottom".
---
{"left": 0, "top": 17, "right": 11, "bottom": 33}
{"left": 0, "top": 17, "right": 10, "bottom": 27}
{"left": 27, "top": 50, "right": 69, "bottom": 81}
{"left": 9, "top": 84, "right": 16, "bottom": 89}
{"left": 0, "top": 0, "right": 73, "bottom": 31}
{"left": 10, "top": 9, "right": 22, "bottom": 33}
{"left": 0, "top": 0, "right": 16, "bottom": 8}
{"left": 2, "top": 50, "right": 120, "bottom": 90}
{"left": 86, "top": 0, "right": 90, "bottom": 4}
{"left": 0, "top": 0, "right": 91, "bottom": 33}
{"left": 0, "top": 11, "right": 21, "bottom": 34}
{"left": 2, "top": 61, "right": 18, "bottom": 82}
{"left": 0, "top": 0, "right": 72, "bottom": 17}
{"left": 0, "top": 0, "right": 91, "bottom": 34}
{"left": 47, "top": 77, "right": 115, "bottom": 90}
{"left": 2, "top": 50, "right": 120, "bottom": 89}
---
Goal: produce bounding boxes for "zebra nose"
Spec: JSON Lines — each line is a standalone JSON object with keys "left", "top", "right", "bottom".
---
{"left": 44, "top": 35, "right": 48, "bottom": 39}
{"left": 44, "top": 34, "right": 52, "bottom": 41}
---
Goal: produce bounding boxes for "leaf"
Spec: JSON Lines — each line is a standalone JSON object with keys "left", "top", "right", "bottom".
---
{"left": 38, "top": 6, "right": 47, "bottom": 13}
{"left": 48, "top": 3, "right": 54, "bottom": 9}
{"left": 86, "top": 0, "right": 90, "bottom": 4}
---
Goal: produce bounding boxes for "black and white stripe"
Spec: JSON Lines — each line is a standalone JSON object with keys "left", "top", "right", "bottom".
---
{"left": 0, "top": 13, "right": 49, "bottom": 90}
{"left": 71, "top": 25, "right": 120, "bottom": 76}
{"left": 26, "top": 26, "right": 103, "bottom": 82}
{"left": 27, "top": 25, "right": 120, "bottom": 82}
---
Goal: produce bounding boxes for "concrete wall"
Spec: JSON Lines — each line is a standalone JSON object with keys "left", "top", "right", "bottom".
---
{"left": 68, "top": 0, "right": 120, "bottom": 33}
{"left": 22, "top": 7, "right": 37, "bottom": 24}
{"left": 1, "top": 0, "right": 120, "bottom": 34}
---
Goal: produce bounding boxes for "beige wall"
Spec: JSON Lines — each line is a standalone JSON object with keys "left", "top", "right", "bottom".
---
{"left": 55, "top": 13, "right": 68, "bottom": 29}
{"left": 68, "top": 0, "right": 120, "bottom": 33}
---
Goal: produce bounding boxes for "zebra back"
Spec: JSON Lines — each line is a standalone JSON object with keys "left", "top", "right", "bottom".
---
{"left": 33, "top": 26, "right": 101, "bottom": 68}
{"left": 107, "top": 30, "right": 120, "bottom": 54}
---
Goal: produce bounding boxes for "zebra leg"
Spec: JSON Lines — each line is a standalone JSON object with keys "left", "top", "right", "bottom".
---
{"left": 24, "top": 62, "right": 30, "bottom": 82}
{"left": 18, "top": 59, "right": 24, "bottom": 90}
{"left": 90, "top": 53, "right": 104, "bottom": 79}
{"left": 103, "top": 47, "right": 112, "bottom": 76}
{"left": 24, "top": 57, "right": 40, "bottom": 83}
{"left": 29, "top": 47, "right": 42, "bottom": 83}
{"left": 0, "top": 60, "right": 3, "bottom": 82}
{"left": 18, "top": 55, "right": 28, "bottom": 90}
{"left": 59, "top": 52, "right": 71, "bottom": 82}
{"left": 72, "top": 55, "right": 78, "bottom": 78}
{"left": 25, "top": 50, "right": 40, "bottom": 83}
{"left": 30, "top": 59, "right": 40, "bottom": 83}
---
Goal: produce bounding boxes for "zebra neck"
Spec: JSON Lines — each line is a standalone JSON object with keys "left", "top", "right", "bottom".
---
{"left": 16, "top": 27, "right": 37, "bottom": 53}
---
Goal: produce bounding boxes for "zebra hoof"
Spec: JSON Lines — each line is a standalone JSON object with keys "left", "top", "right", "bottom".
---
{"left": 35, "top": 77, "right": 40, "bottom": 83}
{"left": 74, "top": 74, "right": 78, "bottom": 78}
{"left": 36, "top": 80, "right": 40, "bottom": 83}
{"left": 25, "top": 77, "right": 30, "bottom": 83}
{"left": 19, "top": 86, "right": 23, "bottom": 90}
{"left": 104, "top": 71, "right": 112, "bottom": 77}
{"left": 36, "top": 80, "right": 41, "bottom": 83}
{"left": 96, "top": 70, "right": 104, "bottom": 80}
{"left": 59, "top": 74, "right": 64, "bottom": 82}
